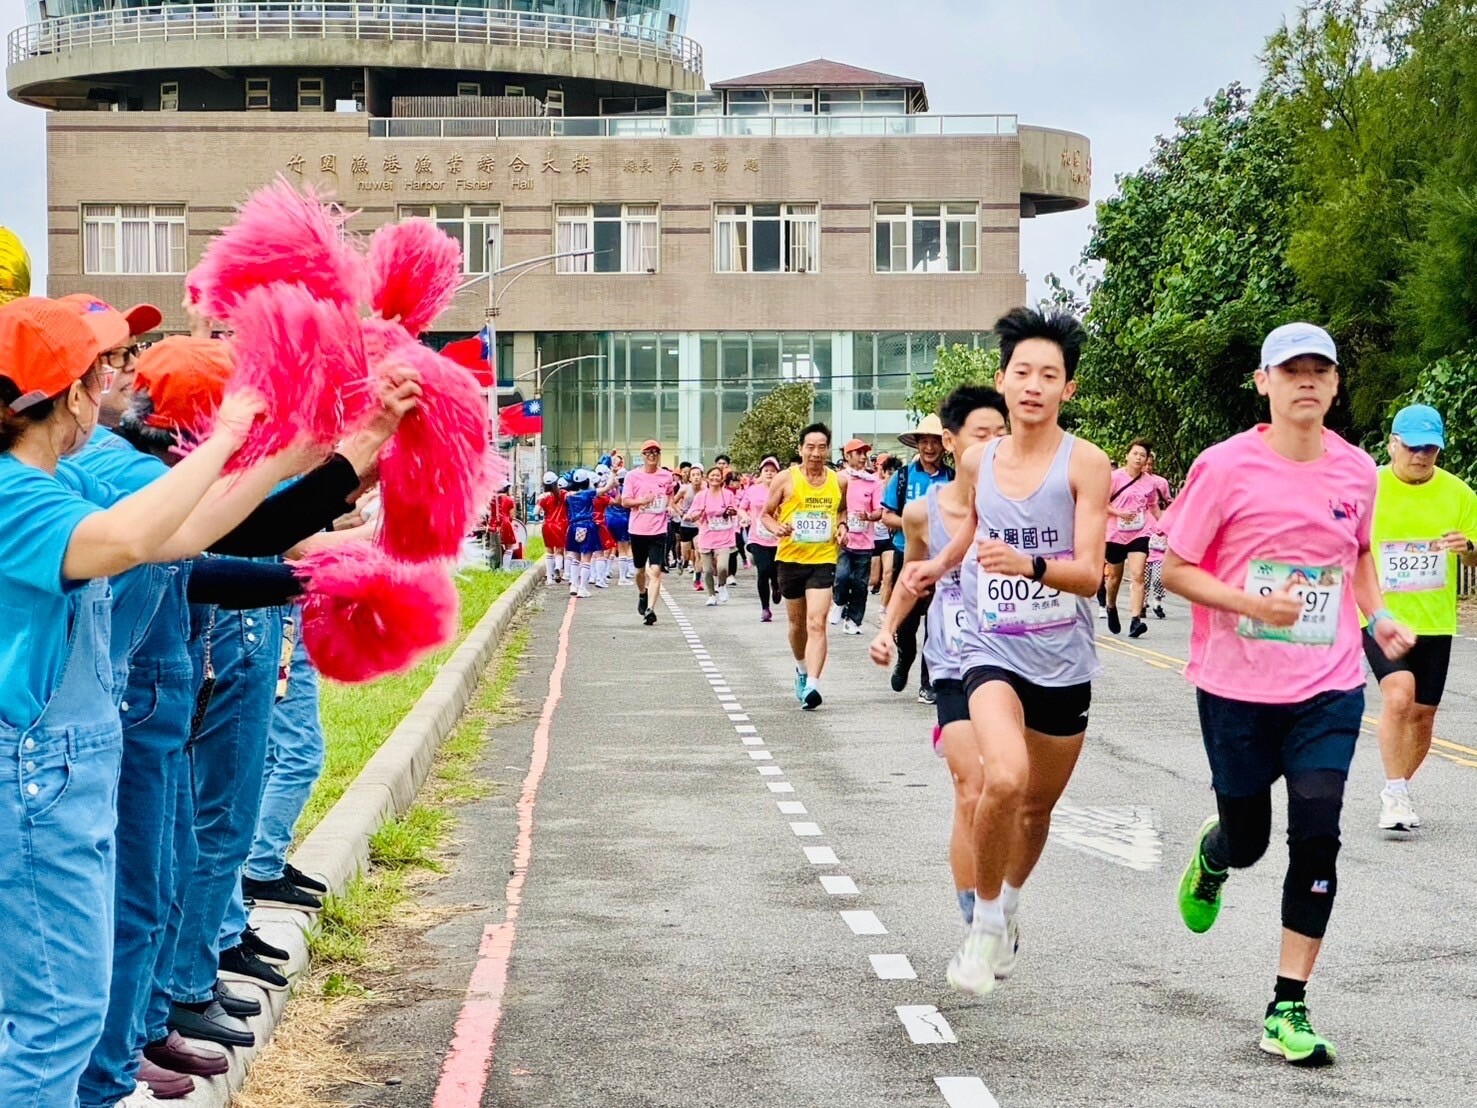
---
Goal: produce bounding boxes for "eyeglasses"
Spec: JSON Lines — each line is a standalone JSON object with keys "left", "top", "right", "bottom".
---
{"left": 103, "top": 344, "right": 140, "bottom": 369}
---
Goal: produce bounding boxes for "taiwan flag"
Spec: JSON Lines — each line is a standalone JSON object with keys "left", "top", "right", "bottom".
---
{"left": 498, "top": 398, "right": 543, "bottom": 437}
{"left": 442, "top": 328, "right": 495, "bottom": 388}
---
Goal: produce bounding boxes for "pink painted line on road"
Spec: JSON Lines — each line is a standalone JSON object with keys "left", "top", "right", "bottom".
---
{"left": 430, "top": 595, "right": 577, "bottom": 1108}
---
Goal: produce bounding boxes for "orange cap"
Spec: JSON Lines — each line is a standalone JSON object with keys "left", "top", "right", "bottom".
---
{"left": 0, "top": 297, "right": 102, "bottom": 412}
{"left": 640, "top": 439, "right": 662, "bottom": 453}
{"left": 58, "top": 293, "right": 133, "bottom": 351}
{"left": 134, "top": 336, "right": 233, "bottom": 431}
{"left": 842, "top": 438, "right": 871, "bottom": 454}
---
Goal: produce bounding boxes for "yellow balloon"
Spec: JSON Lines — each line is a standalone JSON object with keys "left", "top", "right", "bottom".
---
{"left": 0, "top": 228, "right": 32, "bottom": 306}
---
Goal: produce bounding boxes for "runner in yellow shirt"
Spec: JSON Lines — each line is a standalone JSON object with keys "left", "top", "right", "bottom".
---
{"left": 762, "top": 423, "right": 849, "bottom": 710}
{"left": 1366, "top": 404, "right": 1477, "bottom": 832}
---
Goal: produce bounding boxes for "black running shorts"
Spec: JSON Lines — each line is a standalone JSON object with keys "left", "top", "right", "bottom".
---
{"left": 777, "top": 560, "right": 837, "bottom": 600}
{"left": 1105, "top": 536, "right": 1151, "bottom": 565}
{"left": 963, "top": 665, "right": 1091, "bottom": 738}
{"left": 1363, "top": 629, "right": 1452, "bottom": 708}
{"left": 933, "top": 678, "right": 970, "bottom": 729}
{"left": 630, "top": 532, "right": 668, "bottom": 571}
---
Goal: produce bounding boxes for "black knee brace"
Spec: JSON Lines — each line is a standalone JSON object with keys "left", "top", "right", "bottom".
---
{"left": 1207, "top": 790, "right": 1272, "bottom": 870}
{"left": 1281, "top": 770, "right": 1346, "bottom": 939}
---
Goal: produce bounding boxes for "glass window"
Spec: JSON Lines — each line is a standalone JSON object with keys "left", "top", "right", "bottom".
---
{"left": 720, "top": 335, "right": 748, "bottom": 384}
{"left": 713, "top": 203, "right": 819, "bottom": 274}
{"left": 398, "top": 204, "right": 501, "bottom": 274}
{"left": 556, "top": 204, "right": 659, "bottom": 273}
{"left": 768, "top": 89, "right": 816, "bottom": 115}
{"left": 160, "top": 82, "right": 179, "bottom": 111}
{"left": 82, "top": 204, "right": 186, "bottom": 275}
{"left": 660, "top": 336, "right": 680, "bottom": 385}
{"left": 629, "top": 334, "right": 658, "bottom": 388}
{"left": 297, "top": 77, "right": 324, "bottom": 112}
{"left": 852, "top": 332, "right": 875, "bottom": 393}
{"left": 700, "top": 335, "right": 718, "bottom": 385}
{"left": 751, "top": 334, "right": 780, "bottom": 382}
{"left": 245, "top": 76, "right": 270, "bottom": 110}
{"left": 726, "top": 89, "right": 769, "bottom": 116}
{"left": 873, "top": 202, "right": 980, "bottom": 273}
{"left": 818, "top": 89, "right": 861, "bottom": 114}
{"left": 877, "top": 333, "right": 909, "bottom": 410}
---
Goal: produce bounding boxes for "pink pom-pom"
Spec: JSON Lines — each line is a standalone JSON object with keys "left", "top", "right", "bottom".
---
{"left": 360, "top": 316, "right": 418, "bottom": 374}
{"left": 367, "top": 219, "right": 462, "bottom": 336}
{"left": 294, "top": 541, "right": 459, "bottom": 684}
{"left": 187, "top": 176, "right": 364, "bottom": 322}
{"left": 225, "top": 283, "right": 370, "bottom": 470}
{"left": 377, "top": 343, "right": 492, "bottom": 562}
{"left": 485, "top": 448, "right": 511, "bottom": 492}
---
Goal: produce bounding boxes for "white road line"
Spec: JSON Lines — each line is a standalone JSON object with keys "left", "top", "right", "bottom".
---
{"left": 776, "top": 801, "right": 807, "bottom": 815}
{"left": 749, "top": 750, "right": 773, "bottom": 760}
{"left": 735, "top": 724, "right": 758, "bottom": 734}
{"left": 789, "top": 821, "right": 822, "bottom": 836}
{"left": 934, "top": 1077, "right": 1001, "bottom": 1108}
{"left": 840, "top": 910, "right": 887, "bottom": 935}
{"left": 741, "top": 736, "right": 763, "bottom": 747}
{"left": 727, "top": 713, "right": 750, "bottom": 721}
{"left": 804, "top": 846, "right": 839, "bottom": 864}
{"left": 758, "top": 766, "right": 783, "bottom": 776}
{"left": 767, "top": 782, "right": 795, "bottom": 794}
{"left": 713, "top": 686, "right": 732, "bottom": 693}
{"left": 896, "top": 1006, "right": 957, "bottom": 1045}
{"left": 869, "top": 954, "right": 916, "bottom": 980}
{"left": 819, "top": 875, "right": 858, "bottom": 896}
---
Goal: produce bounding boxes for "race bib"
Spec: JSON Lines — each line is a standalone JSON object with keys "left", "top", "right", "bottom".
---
{"left": 873, "top": 520, "right": 890, "bottom": 541}
{"left": 751, "top": 521, "right": 773, "bottom": 542}
{"left": 643, "top": 496, "right": 667, "bottom": 515}
{"left": 1379, "top": 540, "right": 1446, "bottom": 594}
{"left": 709, "top": 514, "right": 734, "bottom": 531}
{"left": 1148, "top": 533, "right": 1167, "bottom": 552}
{"left": 1120, "top": 511, "right": 1145, "bottom": 532}
{"left": 792, "top": 511, "right": 833, "bottom": 544}
{"left": 1237, "top": 561, "right": 1343, "bottom": 645}
{"left": 939, "top": 571, "right": 967, "bottom": 654}
{"left": 976, "top": 557, "right": 1073, "bottom": 635}
{"left": 847, "top": 512, "right": 866, "bottom": 532}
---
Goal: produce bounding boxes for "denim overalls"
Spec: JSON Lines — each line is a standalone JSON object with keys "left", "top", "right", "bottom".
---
{"left": 0, "top": 578, "right": 123, "bottom": 1107}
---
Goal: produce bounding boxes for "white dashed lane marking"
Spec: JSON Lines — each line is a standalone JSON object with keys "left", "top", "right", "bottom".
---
{"left": 776, "top": 801, "right": 807, "bottom": 815}
{"left": 804, "top": 847, "right": 839, "bottom": 865}
{"left": 898, "top": 1006, "right": 958, "bottom": 1045}
{"left": 819, "top": 875, "right": 858, "bottom": 896}
{"left": 935, "top": 1077, "right": 1002, "bottom": 1108}
{"left": 869, "top": 954, "right": 917, "bottom": 980}
{"left": 789, "top": 822, "right": 822, "bottom": 837}
{"left": 840, "top": 910, "right": 887, "bottom": 936}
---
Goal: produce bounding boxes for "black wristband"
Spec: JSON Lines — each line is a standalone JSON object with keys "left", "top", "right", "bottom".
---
{"left": 1031, "top": 555, "right": 1048, "bottom": 582}
{"left": 1467, "top": 540, "right": 1475, "bottom": 554}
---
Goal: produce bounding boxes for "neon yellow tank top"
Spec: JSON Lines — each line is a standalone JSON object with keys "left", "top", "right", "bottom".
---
{"left": 776, "top": 466, "right": 843, "bottom": 564}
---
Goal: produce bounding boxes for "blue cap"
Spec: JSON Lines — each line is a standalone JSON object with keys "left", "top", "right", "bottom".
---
{"left": 1392, "top": 404, "right": 1445, "bottom": 450}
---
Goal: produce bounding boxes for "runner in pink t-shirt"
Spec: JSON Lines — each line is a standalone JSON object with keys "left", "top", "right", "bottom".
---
{"left": 1161, "top": 322, "right": 1415, "bottom": 1067}
{"left": 1103, "top": 439, "right": 1159, "bottom": 638}
{"left": 832, "top": 438, "right": 885, "bottom": 634}
{"left": 740, "top": 458, "right": 781, "bottom": 621}
{"left": 685, "top": 465, "right": 738, "bottom": 606}
{"left": 1144, "top": 453, "right": 1173, "bottom": 619}
{"left": 620, "top": 440, "right": 675, "bottom": 627}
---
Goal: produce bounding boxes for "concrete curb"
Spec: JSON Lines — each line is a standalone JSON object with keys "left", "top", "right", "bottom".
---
{"left": 176, "top": 564, "right": 545, "bottom": 1106}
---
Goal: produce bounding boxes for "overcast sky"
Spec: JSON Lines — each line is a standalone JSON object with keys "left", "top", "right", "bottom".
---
{"left": 0, "top": 0, "right": 1301, "bottom": 296}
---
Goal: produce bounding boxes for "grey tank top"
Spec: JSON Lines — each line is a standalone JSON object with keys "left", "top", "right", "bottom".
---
{"left": 959, "top": 434, "right": 1101, "bottom": 687}
{"left": 923, "top": 485, "right": 965, "bottom": 682}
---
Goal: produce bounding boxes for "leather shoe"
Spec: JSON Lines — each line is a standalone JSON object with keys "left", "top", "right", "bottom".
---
{"left": 137, "top": 1057, "right": 194, "bottom": 1098}
{"left": 214, "top": 980, "right": 261, "bottom": 1019}
{"left": 167, "top": 1001, "right": 255, "bottom": 1049}
{"left": 144, "top": 1032, "right": 230, "bottom": 1078}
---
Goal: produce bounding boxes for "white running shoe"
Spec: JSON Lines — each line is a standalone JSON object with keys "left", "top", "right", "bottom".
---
{"left": 1098, "top": 607, "right": 1108, "bottom": 620}
{"left": 717, "top": 585, "right": 730, "bottom": 605}
{"left": 994, "top": 917, "right": 1021, "bottom": 980}
{"left": 120, "top": 1084, "right": 165, "bottom": 1107}
{"left": 577, "top": 588, "right": 592, "bottom": 599}
{"left": 828, "top": 604, "right": 842, "bottom": 625}
{"left": 1379, "top": 787, "right": 1416, "bottom": 832}
{"left": 841, "top": 619, "right": 856, "bottom": 635}
{"left": 946, "top": 929, "right": 1004, "bottom": 996}
{"left": 705, "top": 596, "right": 718, "bottom": 607}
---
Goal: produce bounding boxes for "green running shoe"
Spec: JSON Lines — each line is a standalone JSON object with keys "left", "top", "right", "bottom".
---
{"left": 1261, "top": 1001, "right": 1336, "bottom": 1066}
{"left": 1178, "top": 816, "right": 1228, "bottom": 933}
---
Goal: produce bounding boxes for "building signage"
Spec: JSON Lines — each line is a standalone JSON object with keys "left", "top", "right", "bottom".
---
{"left": 283, "top": 151, "right": 763, "bottom": 192}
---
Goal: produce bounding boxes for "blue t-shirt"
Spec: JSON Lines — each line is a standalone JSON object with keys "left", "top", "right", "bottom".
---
{"left": 566, "top": 488, "right": 596, "bottom": 526}
{"left": 0, "top": 454, "right": 112, "bottom": 730}
{"left": 67, "top": 426, "right": 169, "bottom": 496}
{"left": 882, "top": 461, "right": 954, "bottom": 551}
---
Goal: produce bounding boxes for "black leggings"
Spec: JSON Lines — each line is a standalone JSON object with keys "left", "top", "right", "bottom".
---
{"left": 750, "top": 544, "right": 779, "bottom": 611}
{"left": 888, "top": 552, "right": 931, "bottom": 690}
{"left": 1202, "top": 769, "right": 1346, "bottom": 940}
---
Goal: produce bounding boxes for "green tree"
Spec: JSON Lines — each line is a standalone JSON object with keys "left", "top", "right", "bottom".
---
{"left": 727, "top": 383, "right": 816, "bottom": 471}
{"left": 906, "top": 344, "right": 1001, "bottom": 421}
{"left": 1396, "top": 352, "right": 1477, "bottom": 485}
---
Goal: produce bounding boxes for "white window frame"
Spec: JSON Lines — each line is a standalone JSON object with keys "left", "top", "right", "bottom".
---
{"left": 245, "top": 76, "right": 270, "bottom": 110}
{"left": 351, "top": 78, "right": 365, "bottom": 110}
{"left": 504, "top": 84, "right": 526, "bottom": 97}
{"left": 873, "top": 202, "right": 980, "bottom": 274}
{"left": 713, "top": 203, "right": 819, "bottom": 274}
{"left": 456, "top": 81, "right": 481, "bottom": 98}
{"left": 397, "top": 204, "right": 501, "bottom": 274}
{"left": 297, "top": 77, "right": 324, "bottom": 112}
{"left": 555, "top": 204, "right": 659, "bottom": 274}
{"left": 159, "top": 81, "right": 179, "bottom": 111}
{"left": 82, "top": 203, "right": 187, "bottom": 276}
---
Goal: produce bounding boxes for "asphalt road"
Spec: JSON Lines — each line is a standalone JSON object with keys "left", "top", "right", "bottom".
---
{"left": 339, "top": 570, "right": 1477, "bottom": 1108}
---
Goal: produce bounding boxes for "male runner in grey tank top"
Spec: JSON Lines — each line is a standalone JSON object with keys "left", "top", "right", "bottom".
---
{"left": 903, "top": 307, "right": 1111, "bottom": 996}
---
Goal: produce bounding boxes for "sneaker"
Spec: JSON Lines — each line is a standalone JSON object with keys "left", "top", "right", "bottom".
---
{"left": 761, "top": 609, "right": 773, "bottom": 623}
{"left": 240, "top": 874, "right": 321, "bottom": 913}
{"left": 793, "top": 670, "right": 807, "bottom": 703}
{"left": 577, "top": 588, "right": 592, "bottom": 599}
{"left": 841, "top": 618, "right": 856, "bottom": 635}
{"left": 1379, "top": 787, "right": 1416, "bottom": 832}
{"left": 593, "top": 580, "right": 607, "bottom": 589}
{"left": 918, "top": 686, "right": 936, "bottom": 705}
{"left": 889, "top": 636, "right": 916, "bottom": 693}
{"left": 1261, "top": 1001, "right": 1336, "bottom": 1066}
{"left": 643, "top": 609, "right": 657, "bottom": 626}
{"left": 1107, "top": 607, "right": 1122, "bottom": 635}
{"left": 219, "top": 943, "right": 288, "bottom": 992}
{"left": 828, "top": 604, "right": 842, "bottom": 625}
{"left": 705, "top": 596, "right": 718, "bottom": 607}
{"left": 1153, "top": 604, "right": 1166, "bottom": 620}
{"left": 284, "top": 863, "right": 327, "bottom": 895}
{"left": 1178, "top": 816, "right": 1228, "bottom": 934}
{"left": 1129, "top": 616, "right": 1147, "bottom": 638}
{"left": 717, "top": 585, "right": 730, "bottom": 605}
{"left": 995, "top": 917, "right": 1021, "bottom": 980}
{"left": 693, "top": 580, "right": 704, "bottom": 592}
{"left": 802, "top": 683, "right": 822, "bottom": 711}
{"left": 946, "top": 929, "right": 1004, "bottom": 996}
{"left": 240, "top": 925, "right": 289, "bottom": 967}
{"left": 1098, "top": 607, "right": 1108, "bottom": 620}
{"left": 638, "top": 593, "right": 649, "bottom": 616}
{"left": 119, "top": 1081, "right": 169, "bottom": 1106}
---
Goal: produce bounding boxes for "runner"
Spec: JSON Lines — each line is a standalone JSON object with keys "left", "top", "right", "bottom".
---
{"left": 678, "top": 469, "right": 702, "bottom": 587}
{"left": 874, "top": 455, "right": 902, "bottom": 604}
{"left": 564, "top": 470, "right": 600, "bottom": 598}
{"left": 1144, "top": 451, "right": 1172, "bottom": 618}
{"left": 900, "top": 307, "right": 1109, "bottom": 995}
{"left": 882, "top": 416, "right": 954, "bottom": 700}
{"left": 622, "top": 439, "right": 675, "bottom": 627}
{"left": 1103, "top": 439, "right": 1158, "bottom": 638}
{"left": 741, "top": 457, "right": 781, "bottom": 622}
{"left": 687, "top": 464, "right": 739, "bottom": 606}
{"left": 1163, "top": 322, "right": 1415, "bottom": 1066}
{"left": 762, "top": 423, "right": 849, "bottom": 709}
{"left": 871, "top": 384, "right": 1009, "bottom": 929}
{"left": 537, "top": 472, "right": 568, "bottom": 586}
{"left": 832, "top": 437, "right": 884, "bottom": 635}
{"left": 1365, "top": 404, "right": 1477, "bottom": 832}
{"left": 606, "top": 470, "right": 633, "bottom": 585}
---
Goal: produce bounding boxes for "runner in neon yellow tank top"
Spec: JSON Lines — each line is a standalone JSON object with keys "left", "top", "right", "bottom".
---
{"left": 762, "top": 423, "right": 849, "bottom": 710}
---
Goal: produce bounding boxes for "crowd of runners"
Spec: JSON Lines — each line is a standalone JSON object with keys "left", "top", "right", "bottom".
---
{"left": 557, "top": 307, "right": 1477, "bottom": 1070}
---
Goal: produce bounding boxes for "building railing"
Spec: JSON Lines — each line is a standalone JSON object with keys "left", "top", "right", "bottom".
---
{"left": 369, "top": 113, "right": 1019, "bottom": 139}
{"left": 6, "top": 2, "right": 703, "bottom": 73}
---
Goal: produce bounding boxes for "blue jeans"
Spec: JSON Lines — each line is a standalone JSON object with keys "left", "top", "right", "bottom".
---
{"left": 245, "top": 625, "right": 323, "bottom": 884}
{"left": 832, "top": 547, "right": 873, "bottom": 626}
{"left": 145, "top": 733, "right": 196, "bottom": 1044}
{"left": 0, "top": 580, "right": 123, "bottom": 1108}
{"left": 169, "top": 606, "right": 282, "bottom": 1005}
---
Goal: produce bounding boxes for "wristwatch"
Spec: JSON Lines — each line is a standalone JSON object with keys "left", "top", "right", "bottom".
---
{"left": 1031, "top": 555, "right": 1048, "bottom": 582}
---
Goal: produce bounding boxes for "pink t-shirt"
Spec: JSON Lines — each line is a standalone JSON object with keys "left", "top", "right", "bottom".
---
{"left": 624, "top": 467, "right": 675, "bottom": 537}
{"left": 840, "top": 469, "right": 882, "bottom": 550}
{"left": 741, "top": 484, "right": 777, "bottom": 547}
{"left": 1163, "top": 426, "right": 1376, "bottom": 705}
{"left": 690, "top": 489, "right": 738, "bottom": 551}
{"left": 1106, "top": 468, "right": 1160, "bottom": 545}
